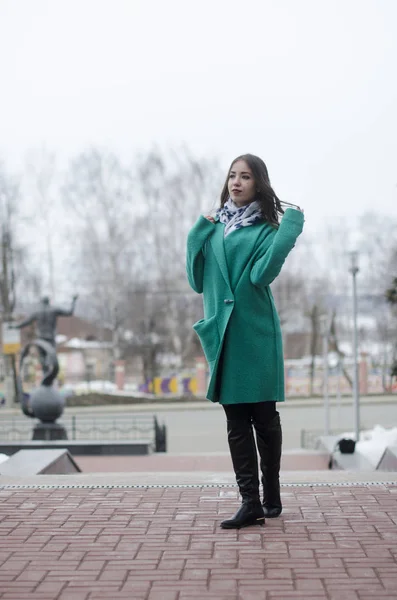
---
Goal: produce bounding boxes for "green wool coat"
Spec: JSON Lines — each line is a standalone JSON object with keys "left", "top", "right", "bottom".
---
{"left": 186, "top": 208, "right": 304, "bottom": 405}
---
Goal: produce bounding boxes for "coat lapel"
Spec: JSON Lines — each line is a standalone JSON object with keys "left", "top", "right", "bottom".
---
{"left": 238, "top": 223, "right": 267, "bottom": 265}
{"left": 210, "top": 222, "right": 267, "bottom": 291}
{"left": 209, "top": 224, "right": 231, "bottom": 290}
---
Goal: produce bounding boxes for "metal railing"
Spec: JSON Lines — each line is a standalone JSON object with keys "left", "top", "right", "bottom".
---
{"left": 0, "top": 414, "right": 167, "bottom": 452}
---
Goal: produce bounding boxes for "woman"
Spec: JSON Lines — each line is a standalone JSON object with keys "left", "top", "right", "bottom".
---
{"left": 186, "top": 154, "right": 304, "bottom": 529}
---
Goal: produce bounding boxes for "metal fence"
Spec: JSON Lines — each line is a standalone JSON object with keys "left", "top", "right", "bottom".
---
{"left": 0, "top": 414, "right": 167, "bottom": 452}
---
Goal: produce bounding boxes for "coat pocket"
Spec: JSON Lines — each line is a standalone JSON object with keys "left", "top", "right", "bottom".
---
{"left": 193, "top": 315, "right": 220, "bottom": 364}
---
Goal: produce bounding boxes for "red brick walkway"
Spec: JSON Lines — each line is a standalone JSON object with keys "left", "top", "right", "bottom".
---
{"left": 1, "top": 483, "right": 397, "bottom": 600}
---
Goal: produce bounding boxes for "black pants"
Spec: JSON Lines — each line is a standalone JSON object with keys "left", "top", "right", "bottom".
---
{"left": 222, "top": 401, "right": 277, "bottom": 423}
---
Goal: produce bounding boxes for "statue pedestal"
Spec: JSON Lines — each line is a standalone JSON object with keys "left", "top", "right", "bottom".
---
{"left": 32, "top": 422, "right": 68, "bottom": 441}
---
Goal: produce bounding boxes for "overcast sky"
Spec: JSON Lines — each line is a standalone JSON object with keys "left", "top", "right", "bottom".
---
{"left": 1, "top": 0, "right": 396, "bottom": 235}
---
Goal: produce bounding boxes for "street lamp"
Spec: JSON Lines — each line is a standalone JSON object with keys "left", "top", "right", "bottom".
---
{"left": 349, "top": 251, "right": 360, "bottom": 442}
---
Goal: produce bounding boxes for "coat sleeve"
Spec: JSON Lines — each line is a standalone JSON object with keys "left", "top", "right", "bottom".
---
{"left": 186, "top": 216, "right": 216, "bottom": 293}
{"left": 250, "top": 208, "right": 304, "bottom": 288}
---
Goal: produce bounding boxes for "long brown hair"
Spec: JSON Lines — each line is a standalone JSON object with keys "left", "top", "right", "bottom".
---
{"left": 220, "top": 154, "right": 284, "bottom": 226}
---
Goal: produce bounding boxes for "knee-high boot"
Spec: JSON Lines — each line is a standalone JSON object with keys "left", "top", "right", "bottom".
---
{"left": 253, "top": 412, "right": 283, "bottom": 518}
{"left": 221, "top": 417, "right": 265, "bottom": 529}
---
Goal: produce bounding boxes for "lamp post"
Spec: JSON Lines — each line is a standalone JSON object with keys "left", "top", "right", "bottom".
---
{"left": 349, "top": 251, "right": 360, "bottom": 442}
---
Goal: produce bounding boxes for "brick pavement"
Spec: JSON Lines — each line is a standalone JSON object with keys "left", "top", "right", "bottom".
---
{"left": 1, "top": 481, "right": 397, "bottom": 600}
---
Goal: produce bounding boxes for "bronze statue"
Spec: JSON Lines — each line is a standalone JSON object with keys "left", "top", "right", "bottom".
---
{"left": 11, "top": 295, "right": 78, "bottom": 424}
{"left": 12, "top": 295, "right": 78, "bottom": 346}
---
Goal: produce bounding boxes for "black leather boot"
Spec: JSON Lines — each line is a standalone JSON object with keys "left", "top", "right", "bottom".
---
{"left": 220, "top": 500, "right": 265, "bottom": 529}
{"left": 221, "top": 416, "right": 265, "bottom": 529}
{"left": 253, "top": 411, "right": 283, "bottom": 518}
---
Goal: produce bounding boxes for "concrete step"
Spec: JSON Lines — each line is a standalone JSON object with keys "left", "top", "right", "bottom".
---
{"left": 1, "top": 469, "right": 397, "bottom": 488}
{"left": 0, "top": 449, "right": 81, "bottom": 476}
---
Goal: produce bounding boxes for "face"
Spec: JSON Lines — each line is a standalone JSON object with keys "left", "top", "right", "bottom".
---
{"left": 227, "top": 160, "right": 257, "bottom": 207}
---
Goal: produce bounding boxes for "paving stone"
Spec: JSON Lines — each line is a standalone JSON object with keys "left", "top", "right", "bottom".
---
{"left": 0, "top": 481, "right": 396, "bottom": 599}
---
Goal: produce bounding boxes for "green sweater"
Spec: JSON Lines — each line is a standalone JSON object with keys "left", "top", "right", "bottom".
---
{"left": 186, "top": 208, "right": 304, "bottom": 404}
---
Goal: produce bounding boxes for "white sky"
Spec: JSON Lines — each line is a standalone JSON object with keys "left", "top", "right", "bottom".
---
{"left": 1, "top": 0, "right": 396, "bottom": 236}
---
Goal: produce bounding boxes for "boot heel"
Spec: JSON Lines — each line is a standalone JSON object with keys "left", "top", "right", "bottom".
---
{"left": 263, "top": 506, "right": 282, "bottom": 518}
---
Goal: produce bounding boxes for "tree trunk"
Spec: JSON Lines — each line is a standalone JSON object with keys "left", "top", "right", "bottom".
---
{"left": 329, "top": 311, "right": 353, "bottom": 388}
{"left": 308, "top": 304, "right": 319, "bottom": 397}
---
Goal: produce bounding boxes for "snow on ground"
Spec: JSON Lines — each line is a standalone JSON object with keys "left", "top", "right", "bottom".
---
{"left": 68, "top": 380, "right": 154, "bottom": 397}
{"left": 67, "top": 380, "right": 117, "bottom": 394}
{"left": 0, "top": 454, "right": 8, "bottom": 465}
{"left": 341, "top": 425, "right": 397, "bottom": 467}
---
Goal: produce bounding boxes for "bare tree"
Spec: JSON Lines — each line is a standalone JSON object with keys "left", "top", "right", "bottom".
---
{"left": 0, "top": 172, "right": 18, "bottom": 317}
{"left": 128, "top": 148, "right": 223, "bottom": 374}
{"left": 385, "top": 267, "right": 397, "bottom": 384}
{"left": 302, "top": 278, "right": 331, "bottom": 396}
{"left": 62, "top": 148, "right": 137, "bottom": 362}
{"left": 328, "top": 310, "right": 353, "bottom": 387}
{"left": 271, "top": 272, "right": 307, "bottom": 326}
{"left": 305, "top": 215, "right": 397, "bottom": 389}
{"left": 62, "top": 146, "right": 223, "bottom": 381}
{"left": 0, "top": 164, "right": 23, "bottom": 403}
{"left": 24, "top": 149, "right": 59, "bottom": 300}
{"left": 307, "top": 304, "right": 320, "bottom": 396}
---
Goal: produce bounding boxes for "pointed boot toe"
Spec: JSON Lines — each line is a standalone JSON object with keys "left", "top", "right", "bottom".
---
{"left": 220, "top": 501, "right": 265, "bottom": 529}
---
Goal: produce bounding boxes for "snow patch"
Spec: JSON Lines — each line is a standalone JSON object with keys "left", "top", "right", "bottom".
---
{"left": 341, "top": 425, "right": 397, "bottom": 467}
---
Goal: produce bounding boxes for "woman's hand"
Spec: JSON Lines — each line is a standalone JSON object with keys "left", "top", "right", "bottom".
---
{"left": 205, "top": 216, "right": 215, "bottom": 223}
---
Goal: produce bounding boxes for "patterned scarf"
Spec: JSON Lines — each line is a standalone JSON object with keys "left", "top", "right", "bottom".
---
{"left": 216, "top": 198, "right": 263, "bottom": 237}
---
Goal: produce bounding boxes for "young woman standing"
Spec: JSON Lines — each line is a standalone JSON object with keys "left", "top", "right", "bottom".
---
{"left": 186, "top": 154, "right": 304, "bottom": 529}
